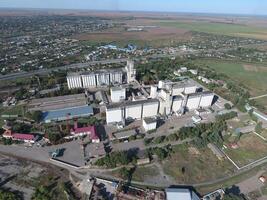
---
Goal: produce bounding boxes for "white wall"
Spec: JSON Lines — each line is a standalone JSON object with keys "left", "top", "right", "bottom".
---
{"left": 143, "top": 120, "right": 157, "bottom": 131}
{"left": 199, "top": 94, "right": 214, "bottom": 107}
{"left": 184, "top": 86, "right": 197, "bottom": 94}
{"left": 172, "top": 99, "right": 183, "bottom": 112}
{"left": 186, "top": 96, "right": 201, "bottom": 110}
{"left": 67, "top": 76, "right": 82, "bottom": 89}
{"left": 142, "top": 102, "right": 159, "bottom": 118}
{"left": 82, "top": 74, "right": 96, "bottom": 88}
{"left": 106, "top": 108, "right": 123, "bottom": 124}
{"left": 111, "top": 88, "right": 126, "bottom": 103}
{"left": 125, "top": 105, "right": 142, "bottom": 119}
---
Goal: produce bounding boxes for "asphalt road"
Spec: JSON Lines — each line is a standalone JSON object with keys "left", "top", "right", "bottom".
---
{"left": 0, "top": 58, "right": 128, "bottom": 81}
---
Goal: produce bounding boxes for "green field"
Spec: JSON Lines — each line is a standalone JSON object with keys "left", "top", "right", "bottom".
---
{"left": 162, "top": 143, "right": 234, "bottom": 184}
{"left": 254, "top": 96, "right": 267, "bottom": 113}
{"left": 158, "top": 21, "right": 267, "bottom": 40}
{"left": 192, "top": 59, "right": 267, "bottom": 97}
{"left": 224, "top": 133, "right": 267, "bottom": 167}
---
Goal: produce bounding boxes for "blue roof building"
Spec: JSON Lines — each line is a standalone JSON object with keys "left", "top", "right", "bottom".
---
{"left": 42, "top": 105, "right": 94, "bottom": 123}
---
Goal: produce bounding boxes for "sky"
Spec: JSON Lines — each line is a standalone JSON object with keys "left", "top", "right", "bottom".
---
{"left": 0, "top": 0, "right": 267, "bottom": 15}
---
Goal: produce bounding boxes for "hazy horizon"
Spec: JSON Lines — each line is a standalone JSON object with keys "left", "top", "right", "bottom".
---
{"left": 0, "top": 0, "right": 266, "bottom": 16}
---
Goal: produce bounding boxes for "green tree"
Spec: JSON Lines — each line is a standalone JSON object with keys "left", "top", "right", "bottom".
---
{"left": 31, "top": 111, "right": 43, "bottom": 123}
{"left": 255, "top": 122, "right": 263, "bottom": 134}
{"left": 0, "top": 189, "right": 18, "bottom": 200}
{"left": 32, "top": 185, "right": 51, "bottom": 200}
{"left": 224, "top": 193, "right": 244, "bottom": 200}
{"left": 224, "top": 103, "right": 232, "bottom": 110}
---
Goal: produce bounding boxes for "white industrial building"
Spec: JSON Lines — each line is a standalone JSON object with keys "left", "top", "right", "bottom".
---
{"left": 81, "top": 73, "right": 97, "bottom": 87}
{"left": 143, "top": 117, "right": 157, "bottom": 132}
{"left": 186, "top": 93, "right": 201, "bottom": 110}
{"left": 125, "top": 60, "right": 136, "bottom": 83}
{"left": 125, "top": 104, "right": 142, "bottom": 120}
{"left": 110, "top": 87, "right": 126, "bottom": 103}
{"left": 172, "top": 95, "right": 184, "bottom": 112}
{"left": 105, "top": 99, "right": 159, "bottom": 124}
{"left": 106, "top": 106, "right": 124, "bottom": 124}
{"left": 67, "top": 73, "right": 83, "bottom": 89}
{"left": 142, "top": 101, "right": 159, "bottom": 118}
{"left": 66, "top": 60, "right": 135, "bottom": 89}
{"left": 199, "top": 91, "right": 214, "bottom": 107}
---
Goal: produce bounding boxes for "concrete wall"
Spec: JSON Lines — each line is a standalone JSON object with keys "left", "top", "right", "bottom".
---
{"left": 172, "top": 98, "right": 183, "bottom": 112}
{"left": 106, "top": 108, "right": 123, "bottom": 124}
{"left": 142, "top": 102, "right": 159, "bottom": 118}
{"left": 199, "top": 94, "right": 214, "bottom": 107}
{"left": 125, "top": 104, "right": 142, "bottom": 120}
{"left": 82, "top": 74, "right": 96, "bottom": 88}
{"left": 187, "top": 96, "right": 201, "bottom": 110}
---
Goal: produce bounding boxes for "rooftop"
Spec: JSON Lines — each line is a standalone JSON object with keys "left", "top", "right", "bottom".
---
{"left": 114, "top": 129, "right": 136, "bottom": 139}
{"left": 12, "top": 133, "right": 35, "bottom": 141}
{"left": 106, "top": 99, "right": 159, "bottom": 110}
{"left": 29, "top": 93, "right": 87, "bottom": 112}
{"left": 42, "top": 105, "right": 94, "bottom": 122}
{"left": 143, "top": 117, "right": 157, "bottom": 124}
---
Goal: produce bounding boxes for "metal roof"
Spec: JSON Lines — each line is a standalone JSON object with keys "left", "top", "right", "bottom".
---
{"left": 43, "top": 105, "right": 94, "bottom": 122}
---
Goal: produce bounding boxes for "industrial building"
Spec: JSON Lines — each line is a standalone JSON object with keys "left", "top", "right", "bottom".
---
{"left": 110, "top": 86, "right": 126, "bottom": 103}
{"left": 66, "top": 60, "right": 136, "bottom": 89}
{"left": 165, "top": 188, "right": 200, "bottom": 200}
{"left": 105, "top": 78, "right": 215, "bottom": 124}
{"left": 43, "top": 105, "right": 94, "bottom": 123}
{"left": 106, "top": 99, "right": 159, "bottom": 124}
{"left": 28, "top": 93, "right": 87, "bottom": 112}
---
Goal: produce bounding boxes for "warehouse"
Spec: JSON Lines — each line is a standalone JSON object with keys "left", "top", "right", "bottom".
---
{"left": 28, "top": 93, "right": 87, "bottom": 112}
{"left": 165, "top": 188, "right": 200, "bottom": 200}
{"left": 42, "top": 105, "right": 94, "bottom": 123}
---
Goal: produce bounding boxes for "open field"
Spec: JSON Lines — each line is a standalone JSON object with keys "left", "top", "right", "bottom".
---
{"left": 162, "top": 143, "right": 235, "bottom": 184}
{"left": 74, "top": 26, "right": 191, "bottom": 47}
{"left": 131, "top": 165, "right": 160, "bottom": 182}
{"left": 254, "top": 96, "right": 267, "bottom": 114}
{"left": 224, "top": 133, "right": 267, "bottom": 167}
{"left": 157, "top": 20, "right": 267, "bottom": 40}
{"left": 192, "top": 59, "right": 267, "bottom": 97}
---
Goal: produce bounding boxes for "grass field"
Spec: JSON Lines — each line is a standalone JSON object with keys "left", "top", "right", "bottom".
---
{"left": 158, "top": 21, "right": 267, "bottom": 40}
{"left": 224, "top": 133, "right": 267, "bottom": 167}
{"left": 162, "top": 143, "right": 234, "bottom": 184}
{"left": 192, "top": 59, "right": 267, "bottom": 97}
{"left": 131, "top": 165, "right": 160, "bottom": 182}
{"left": 254, "top": 96, "right": 267, "bottom": 113}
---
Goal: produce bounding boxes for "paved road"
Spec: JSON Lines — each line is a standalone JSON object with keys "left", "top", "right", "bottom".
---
{"left": 0, "top": 58, "right": 128, "bottom": 81}
{"left": 249, "top": 94, "right": 267, "bottom": 100}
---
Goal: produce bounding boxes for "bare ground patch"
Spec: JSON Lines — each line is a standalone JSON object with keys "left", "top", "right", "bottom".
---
{"left": 243, "top": 64, "right": 267, "bottom": 72}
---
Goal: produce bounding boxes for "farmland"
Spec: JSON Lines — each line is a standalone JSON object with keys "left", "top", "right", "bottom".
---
{"left": 191, "top": 59, "right": 267, "bottom": 97}
{"left": 157, "top": 20, "right": 267, "bottom": 40}
{"left": 73, "top": 26, "right": 191, "bottom": 47}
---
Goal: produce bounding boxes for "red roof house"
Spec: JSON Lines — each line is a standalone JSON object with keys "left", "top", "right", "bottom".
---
{"left": 70, "top": 124, "right": 100, "bottom": 143}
